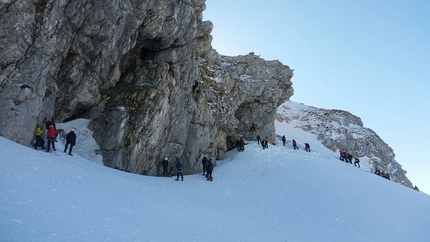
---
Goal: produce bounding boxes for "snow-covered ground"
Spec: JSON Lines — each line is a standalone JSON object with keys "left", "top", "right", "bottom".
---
{"left": 1, "top": 119, "right": 430, "bottom": 242}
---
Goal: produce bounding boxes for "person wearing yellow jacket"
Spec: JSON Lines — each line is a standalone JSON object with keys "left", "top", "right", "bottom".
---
{"left": 34, "top": 124, "right": 45, "bottom": 150}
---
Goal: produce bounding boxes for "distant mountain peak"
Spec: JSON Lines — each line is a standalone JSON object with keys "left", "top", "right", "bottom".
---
{"left": 276, "top": 101, "right": 413, "bottom": 188}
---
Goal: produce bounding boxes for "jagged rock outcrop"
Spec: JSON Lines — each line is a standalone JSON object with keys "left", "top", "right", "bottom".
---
{"left": 276, "top": 102, "right": 412, "bottom": 188}
{"left": 0, "top": 0, "right": 293, "bottom": 175}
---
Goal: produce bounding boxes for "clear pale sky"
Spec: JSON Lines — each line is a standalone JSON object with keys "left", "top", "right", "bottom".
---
{"left": 204, "top": 0, "right": 430, "bottom": 194}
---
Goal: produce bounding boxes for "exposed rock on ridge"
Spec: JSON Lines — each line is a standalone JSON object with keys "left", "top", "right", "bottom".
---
{"left": 0, "top": 0, "right": 294, "bottom": 175}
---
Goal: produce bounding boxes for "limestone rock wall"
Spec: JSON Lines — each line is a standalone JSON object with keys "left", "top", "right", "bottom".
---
{"left": 0, "top": 0, "right": 293, "bottom": 175}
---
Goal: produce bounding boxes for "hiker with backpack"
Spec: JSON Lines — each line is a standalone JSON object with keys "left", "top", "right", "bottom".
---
{"left": 374, "top": 168, "right": 381, "bottom": 176}
{"left": 261, "top": 139, "right": 267, "bottom": 149}
{"left": 162, "top": 158, "right": 169, "bottom": 177}
{"left": 346, "top": 153, "right": 353, "bottom": 164}
{"left": 202, "top": 157, "right": 208, "bottom": 176}
{"left": 292, "top": 139, "right": 299, "bottom": 150}
{"left": 45, "top": 118, "right": 58, "bottom": 142}
{"left": 64, "top": 128, "right": 76, "bottom": 156}
{"left": 46, "top": 125, "right": 57, "bottom": 152}
{"left": 381, "top": 171, "right": 390, "bottom": 180}
{"left": 206, "top": 159, "right": 213, "bottom": 181}
{"left": 236, "top": 139, "right": 244, "bottom": 152}
{"left": 354, "top": 157, "right": 360, "bottom": 168}
{"left": 175, "top": 159, "right": 183, "bottom": 181}
{"left": 282, "top": 135, "right": 286, "bottom": 146}
{"left": 45, "top": 118, "right": 56, "bottom": 130}
{"left": 33, "top": 124, "right": 45, "bottom": 150}
{"left": 240, "top": 138, "right": 246, "bottom": 152}
{"left": 339, "top": 151, "right": 346, "bottom": 161}
{"left": 304, "top": 143, "right": 311, "bottom": 152}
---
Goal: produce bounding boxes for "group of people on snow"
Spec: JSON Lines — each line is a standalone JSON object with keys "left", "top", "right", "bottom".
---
{"left": 339, "top": 151, "right": 361, "bottom": 168}
{"left": 258, "top": 135, "right": 269, "bottom": 149}
{"left": 161, "top": 157, "right": 184, "bottom": 181}
{"left": 235, "top": 135, "right": 246, "bottom": 152}
{"left": 201, "top": 157, "right": 214, "bottom": 181}
{"left": 281, "top": 135, "right": 311, "bottom": 152}
{"left": 32, "top": 118, "right": 77, "bottom": 156}
{"left": 374, "top": 168, "right": 391, "bottom": 180}
{"left": 160, "top": 156, "right": 214, "bottom": 182}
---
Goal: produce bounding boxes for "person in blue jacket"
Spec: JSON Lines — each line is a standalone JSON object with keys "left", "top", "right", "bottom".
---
{"left": 206, "top": 159, "right": 213, "bottom": 181}
{"left": 175, "top": 159, "right": 183, "bottom": 181}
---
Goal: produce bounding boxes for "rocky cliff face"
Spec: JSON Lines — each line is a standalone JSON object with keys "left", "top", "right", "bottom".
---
{"left": 276, "top": 102, "right": 412, "bottom": 188}
{"left": 0, "top": 0, "right": 293, "bottom": 175}
{"left": 0, "top": 1, "right": 413, "bottom": 186}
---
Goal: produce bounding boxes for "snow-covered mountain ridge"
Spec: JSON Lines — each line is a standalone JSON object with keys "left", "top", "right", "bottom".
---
{"left": 276, "top": 101, "right": 412, "bottom": 188}
{"left": 1, "top": 123, "right": 430, "bottom": 241}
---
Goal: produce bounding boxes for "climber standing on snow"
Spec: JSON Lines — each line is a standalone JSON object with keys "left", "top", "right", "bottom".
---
{"left": 64, "top": 128, "right": 76, "bottom": 156}
{"left": 304, "top": 143, "right": 311, "bottom": 152}
{"left": 282, "top": 135, "right": 286, "bottom": 146}
{"left": 202, "top": 156, "right": 208, "bottom": 176}
{"left": 33, "top": 124, "right": 45, "bottom": 150}
{"left": 206, "top": 159, "right": 213, "bottom": 181}
{"left": 175, "top": 159, "right": 183, "bottom": 181}
{"left": 292, "top": 139, "right": 299, "bottom": 150}
{"left": 354, "top": 157, "right": 360, "bottom": 168}
{"left": 46, "top": 125, "right": 57, "bottom": 152}
{"left": 162, "top": 157, "right": 169, "bottom": 177}
{"left": 264, "top": 136, "right": 269, "bottom": 149}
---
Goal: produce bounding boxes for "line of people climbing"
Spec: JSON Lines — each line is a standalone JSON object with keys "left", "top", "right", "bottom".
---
{"left": 339, "top": 151, "right": 361, "bottom": 168}
{"left": 281, "top": 135, "right": 311, "bottom": 152}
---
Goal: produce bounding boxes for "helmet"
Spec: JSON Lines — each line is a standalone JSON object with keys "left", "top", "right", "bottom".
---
{"left": 165, "top": 158, "right": 168, "bottom": 160}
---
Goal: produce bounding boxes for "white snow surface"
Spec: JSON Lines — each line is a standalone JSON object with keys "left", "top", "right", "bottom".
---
{"left": 1, "top": 117, "right": 430, "bottom": 242}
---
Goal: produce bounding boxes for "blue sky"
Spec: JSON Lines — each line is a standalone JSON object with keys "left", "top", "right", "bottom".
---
{"left": 204, "top": 0, "right": 430, "bottom": 193}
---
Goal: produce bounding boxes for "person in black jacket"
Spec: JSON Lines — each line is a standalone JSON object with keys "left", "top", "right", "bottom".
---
{"left": 304, "top": 143, "right": 311, "bottom": 152}
{"left": 162, "top": 158, "right": 169, "bottom": 177}
{"left": 346, "top": 153, "right": 353, "bottom": 164}
{"left": 206, "top": 159, "right": 213, "bottom": 181}
{"left": 64, "top": 129, "right": 76, "bottom": 156}
{"left": 175, "top": 159, "right": 183, "bottom": 181}
{"left": 202, "top": 157, "right": 208, "bottom": 175}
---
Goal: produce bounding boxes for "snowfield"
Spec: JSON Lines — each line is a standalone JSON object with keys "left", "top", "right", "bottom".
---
{"left": 1, "top": 119, "right": 429, "bottom": 242}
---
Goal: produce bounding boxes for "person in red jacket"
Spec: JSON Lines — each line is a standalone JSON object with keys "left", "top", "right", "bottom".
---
{"left": 46, "top": 125, "right": 57, "bottom": 152}
{"left": 292, "top": 139, "right": 299, "bottom": 150}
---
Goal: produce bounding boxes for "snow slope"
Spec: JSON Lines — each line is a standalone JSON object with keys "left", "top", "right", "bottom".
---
{"left": 1, "top": 120, "right": 430, "bottom": 242}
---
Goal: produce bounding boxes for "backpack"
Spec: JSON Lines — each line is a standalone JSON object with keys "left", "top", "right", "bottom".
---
{"left": 207, "top": 162, "right": 213, "bottom": 171}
